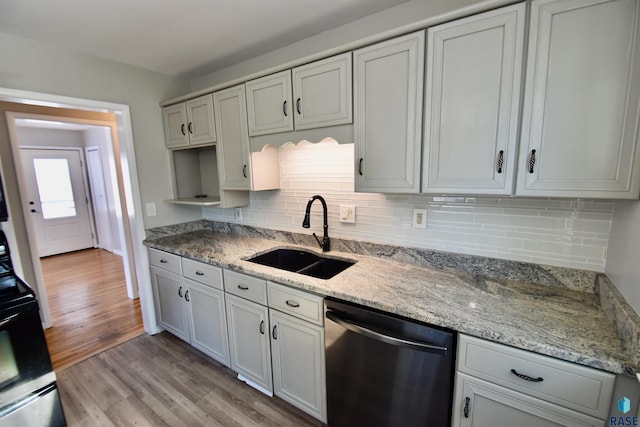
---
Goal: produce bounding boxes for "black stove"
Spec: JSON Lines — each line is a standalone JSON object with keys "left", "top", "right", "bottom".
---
{"left": 0, "top": 230, "right": 65, "bottom": 426}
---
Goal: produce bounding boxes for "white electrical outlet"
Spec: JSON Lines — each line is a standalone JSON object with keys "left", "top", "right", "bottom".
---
{"left": 412, "top": 209, "right": 427, "bottom": 229}
{"left": 235, "top": 208, "right": 243, "bottom": 221}
{"left": 145, "top": 202, "right": 157, "bottom": 217}
{"left": 339, "top": 205, "right": 356, "bottom": 223}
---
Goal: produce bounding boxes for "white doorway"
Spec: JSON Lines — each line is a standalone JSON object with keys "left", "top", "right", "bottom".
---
{"left": 20, "top": 148, "right": 95, "bottom": 257}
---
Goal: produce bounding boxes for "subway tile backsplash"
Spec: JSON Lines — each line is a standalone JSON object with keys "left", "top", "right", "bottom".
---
{"left": 203, "top": 140, "right": 613, "bottom": 271}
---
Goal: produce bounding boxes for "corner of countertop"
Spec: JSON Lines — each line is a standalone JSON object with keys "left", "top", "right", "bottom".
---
{"left": 597, "top": 274, "right": 640, "bottom": 368}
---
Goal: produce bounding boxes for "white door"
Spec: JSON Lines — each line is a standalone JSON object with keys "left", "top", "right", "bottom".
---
{"left": 20, "top": 149, "right": 95, "bottom": 257}
{"left": 85, "top": 147, "right": 113, "bottom": 253}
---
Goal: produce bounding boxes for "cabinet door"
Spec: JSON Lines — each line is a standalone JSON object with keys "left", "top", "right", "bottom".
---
{"left": 162, "top": 103, "right": 189, "bottom": 149}
{"left": 354, "top": 31, "right": 425, "bottom": 193}
{"left": 225, "top": 293, "right": 273, "bottom": 394}
{"left": 452, "top": 373, "right": 605, "bottom": 427}
{"left": 150, "top": 267, "right": 189, "bottom": 342}
{"left": 423, "top": 4, "right": 525, "bottom": 194}
{"left": 292, "top": 52, "right": 352, "bottom": 130}
{"left": 517, "top": 0, "right": 640, "bottom": 198}
{"left": 245, "top": 70, "right": 294, "bottom": 136}
{"left": 213, "top": 85, "right": 251, "bottom": 190}
{"left": 186, "top": 279, "right": 230, "bottom": 367}
{"left": 270, "top": 310, "right": 326, "bottom": 422}
{"left": 185, "top": 94, "right": 217, "bottom": 146}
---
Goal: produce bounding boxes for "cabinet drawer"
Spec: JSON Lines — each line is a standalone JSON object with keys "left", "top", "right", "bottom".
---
{"left": 224, "top": 270, "right": 267, "bottom": 305}
{"left": 148, "top": 248, "right": 182, "bottom": 274}
{"left": 457, "top": 335, "right": 615, "bottom": 419}
{"left": 182, "top": 258, "right": 223, "bottom": 290}
{"left": 267, "top": 282, "right": 324, "bottom": 326}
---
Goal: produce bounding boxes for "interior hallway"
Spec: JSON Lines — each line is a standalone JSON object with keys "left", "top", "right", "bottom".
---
{"left": 42, "top": 248, "right": 144, "bottom": 370}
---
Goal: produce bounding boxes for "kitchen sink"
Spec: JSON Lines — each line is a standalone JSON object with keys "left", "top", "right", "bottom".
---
{"left": 247, "top": 248, "right": 355, "bottom": 279}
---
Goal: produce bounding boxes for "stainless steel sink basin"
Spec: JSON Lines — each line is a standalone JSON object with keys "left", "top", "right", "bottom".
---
{"left": 247, "top": 248, "right": 356, "bottom": 279}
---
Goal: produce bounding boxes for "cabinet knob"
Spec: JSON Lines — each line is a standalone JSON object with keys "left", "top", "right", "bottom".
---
{"left": 296, "top": 98, "right": 302, "bottom": 115}
{"left": 283, "top": 100, "right": 288, "bottom": 117}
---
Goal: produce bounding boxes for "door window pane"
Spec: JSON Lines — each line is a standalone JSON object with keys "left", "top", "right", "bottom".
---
{"left": 33, "top": 158, "right": 77, "bottom": 219}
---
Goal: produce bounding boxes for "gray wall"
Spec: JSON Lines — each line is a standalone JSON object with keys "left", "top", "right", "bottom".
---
{"left": 0, "top": 31, "right": 198, "bottom": 229}
{"left": 606, "top": 201, "right": 640, "bottom": 315}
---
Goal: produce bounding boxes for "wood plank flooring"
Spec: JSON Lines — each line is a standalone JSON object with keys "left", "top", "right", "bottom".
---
{"left": 41, "top": 248, "right": 144, "bottom": 370}
{"left": 57, "top": 332, "right": 324, "bottom": 427}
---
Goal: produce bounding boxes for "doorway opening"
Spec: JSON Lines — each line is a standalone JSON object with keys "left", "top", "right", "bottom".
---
{"left": 8, "top": 118, "right": 144, "bottom": 369}
{"left": 0, "top": 89, "right": 158, "bottom": 371}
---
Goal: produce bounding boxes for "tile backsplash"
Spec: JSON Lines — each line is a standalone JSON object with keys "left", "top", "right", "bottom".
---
{"left": 203, "top": 139, "right": 613, "bottom": 271}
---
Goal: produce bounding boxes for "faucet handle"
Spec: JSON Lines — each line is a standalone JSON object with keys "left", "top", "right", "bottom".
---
{"left": 312, "top": 233, "right": 324, "bottom": 250}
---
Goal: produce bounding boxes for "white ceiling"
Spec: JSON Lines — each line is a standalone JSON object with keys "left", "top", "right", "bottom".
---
{"left": 0, "top": 0, "right": 409, "bottom": 79}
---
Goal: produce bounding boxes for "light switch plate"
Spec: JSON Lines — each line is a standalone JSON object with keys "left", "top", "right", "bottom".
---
{"left": 412, "top": 209, "right": 426, "bottom": 229}
{"left": 339, "top": 205, "right": 356, "bottom": 223}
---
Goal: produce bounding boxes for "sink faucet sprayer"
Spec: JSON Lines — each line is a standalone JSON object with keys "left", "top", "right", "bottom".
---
{"left": 302, "top": 195, "right": 330, "bottom": 252}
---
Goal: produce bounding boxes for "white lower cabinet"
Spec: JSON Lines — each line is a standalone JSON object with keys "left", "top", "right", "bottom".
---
{"left": 225, "top": 292, "right": 273, "bottom": 394}
{"left": 223, "top": 270, "right": 327, "bottom": 422}
{"left": 453, "top": 335, "right": 614, "bottom": 427}
{"left": 148, "top": 249, "right": 230, "bottom": 366}
{"left": 270, "top": 307, "right": 326, "bottom": 421}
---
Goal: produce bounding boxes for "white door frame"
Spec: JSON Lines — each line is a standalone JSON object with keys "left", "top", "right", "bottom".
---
{"left": 0, "top": 87, "right": 158, "bottom": 335}
{"left": 85, "top": 145, "right": 114, "bottom": 254}
{"left": 18, "top": 146, "right": 98, "bottom": 257}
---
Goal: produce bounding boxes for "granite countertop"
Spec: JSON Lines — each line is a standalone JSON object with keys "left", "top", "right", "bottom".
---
{"left": 144, "top": 228, "right": 638, "bottom": 375}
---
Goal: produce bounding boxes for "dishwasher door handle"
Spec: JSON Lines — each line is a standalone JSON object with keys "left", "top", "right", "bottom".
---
{"left": 326, "top": 310, "right": 448, "bottom": 355}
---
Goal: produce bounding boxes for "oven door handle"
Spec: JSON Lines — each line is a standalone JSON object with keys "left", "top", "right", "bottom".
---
{"left": 326, "top": 310, "right": 448, "bottom": 355}
{"left": 0, "top": 312, "right": 22, "bottom": 327}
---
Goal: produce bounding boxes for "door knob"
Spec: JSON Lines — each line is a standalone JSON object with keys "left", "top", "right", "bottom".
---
{"left": 30, "top": 209, "right": 37, "bottom": 213}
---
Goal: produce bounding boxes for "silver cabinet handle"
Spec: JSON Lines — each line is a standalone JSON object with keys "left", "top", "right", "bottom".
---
{"left": 326, "top": 310, "right": 448, "bottom": 354}
{"left": 285, "top": 300, "right": 300, "bottom": 308}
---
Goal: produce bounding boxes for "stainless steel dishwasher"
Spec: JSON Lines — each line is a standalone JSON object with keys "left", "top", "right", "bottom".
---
{"left": 325, "top": 298, "right": 456, "bottom": 427}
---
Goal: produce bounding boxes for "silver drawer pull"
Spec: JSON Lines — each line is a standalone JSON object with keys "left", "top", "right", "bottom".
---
{"left": 238, "top": 284, "right": 249, "bottom": 290}
{"left": 285, "top": 300, "right": 300, "bottom": 308}
{"left": 195, "top": 271, "right": 205, "bottom": 276}
{"left": 510, "top": 369, "right": 543, "bottom": 382}
{"left": 160, "top": 259, "right": 168, "bottom": 263}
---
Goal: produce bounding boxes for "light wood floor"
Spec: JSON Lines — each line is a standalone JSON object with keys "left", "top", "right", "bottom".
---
{"left": 42, "top": 248, "right": 144, "bottom": 370}
{"left": 57, "top": 332, "right": 324, "bottom": 427}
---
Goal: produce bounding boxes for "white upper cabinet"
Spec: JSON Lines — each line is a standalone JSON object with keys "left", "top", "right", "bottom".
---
{"left": 213, "top": 84, "right": 251, "bottom": 191}
{"left": 517, "top": 0, "right": 640, "bottom": 198}
{"left": 245, "top": 70, "right": 294, "bottom": 136}
{"left": 292, "top": 52, "right": 353, "bottom": 130}
{"left": 162, "top": 94, "right": 217, "bottom": 149}
{"left": 354, "top": 31, "right": 425, "bottom": 193}
{"left": 423, "top": 4, "right": 526, "bottom": 195}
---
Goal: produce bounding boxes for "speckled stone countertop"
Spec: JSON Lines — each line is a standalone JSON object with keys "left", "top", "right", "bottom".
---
{"left": 144, "top": 227, "right": 638, "bottom": 376}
